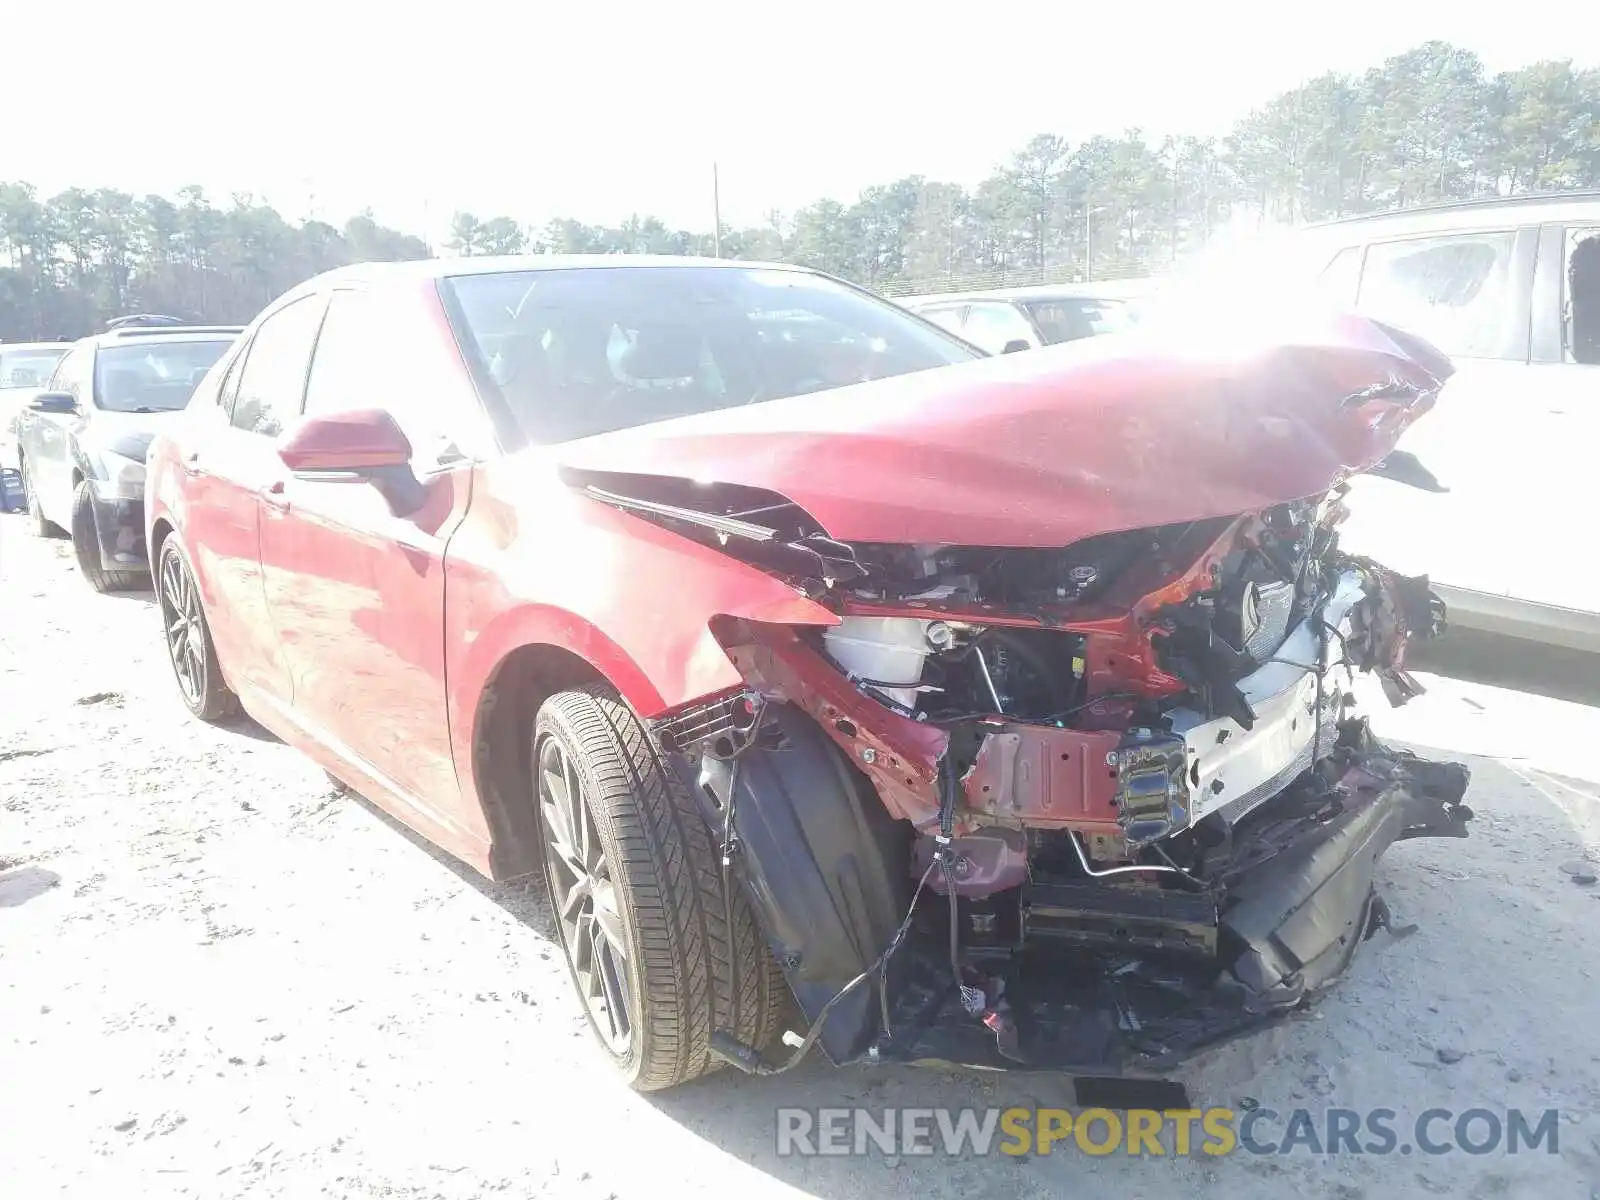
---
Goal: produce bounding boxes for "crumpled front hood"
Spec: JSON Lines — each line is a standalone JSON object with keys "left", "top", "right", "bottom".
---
{"left": 556, "top": 310, "right": 1453, "bottom": 549}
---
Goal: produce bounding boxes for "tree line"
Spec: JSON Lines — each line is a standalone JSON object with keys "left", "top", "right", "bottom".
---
{"left": 3, "top": 40, "right": 1597, "bottom": 341}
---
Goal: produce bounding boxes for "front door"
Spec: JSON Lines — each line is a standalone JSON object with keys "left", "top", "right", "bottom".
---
{"left": 25, "top": 344, "right": 93, "bottom": 525}
{"left": 257, "top": 285, "right": 489, "bottom": 832}
{"left": 183, "top": 294, "right": 328, "bottom": 703}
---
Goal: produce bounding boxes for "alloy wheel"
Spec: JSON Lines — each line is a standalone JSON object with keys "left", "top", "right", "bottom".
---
{"left": 159, "top": 548, "right": 206, "bottom": 708}
{"left": 538, "top": 733, "right": 634, "bottom": 1055}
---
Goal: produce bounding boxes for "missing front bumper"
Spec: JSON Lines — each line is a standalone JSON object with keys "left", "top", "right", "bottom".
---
{"left": 855, "top": 724, "right": 1471, "bottom": 1076}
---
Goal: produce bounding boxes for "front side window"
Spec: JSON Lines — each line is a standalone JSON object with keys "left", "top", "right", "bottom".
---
{"left": 93, "top": 338, "right": 235, "bottom": 413}
{"left": 47, "top": 346, "right": 91, "bottom": 401}
{"left": 1024, "top": 297, "right": 1134, "bottom": 344}
{"left": 303, "top": 288, "right": 469, "bottom": 465}
{"left": 230, "top": 296, "right": 327, "bottom": 436}
{"left": 1564, "top": 226, "right": 1600, "bottom": 366}
{"left": 1356, "top": 231, "right": 1517, "bottom": 360}
{"left": 443, "top": 265, "right": 978, "bottom": 444}
{"left": 0, "top": 347, "right": 68, "bottom": 390}
{"left": 960, "top": 302, "right": 1038, "bottom": 354}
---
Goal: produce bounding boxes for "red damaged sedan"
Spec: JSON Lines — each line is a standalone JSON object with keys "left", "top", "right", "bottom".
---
{"left": 145, "top": 256, "right": 1470, "bottom": 1091}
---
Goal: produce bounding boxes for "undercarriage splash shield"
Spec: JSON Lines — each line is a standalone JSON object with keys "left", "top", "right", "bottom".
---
{"left": 858, "top": 728, "right": 1470, "bottom": 1076}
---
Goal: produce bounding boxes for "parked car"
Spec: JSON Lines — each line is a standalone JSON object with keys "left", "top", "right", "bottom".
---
{"left": 0, "top": 341, "right": 73, "bottom": 469}
{"left": 147, "top": 256, "right": 1469, "bottom": 1091}
{"left": 1168, "top": 191, "right": 1600, "bottom": 650}
{"left": 14, "top": 318, "right": 242, "bottom": 591}
{"left": 896, "top": 284, "right": 1140, "bottom": 354}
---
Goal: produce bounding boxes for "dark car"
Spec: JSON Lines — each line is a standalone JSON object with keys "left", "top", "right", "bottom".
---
{"left": 147, "top": 256, "right": 1469, "bottom": 1092}
{"left": 15, "top": 318, "right": 241, "bottom": 591}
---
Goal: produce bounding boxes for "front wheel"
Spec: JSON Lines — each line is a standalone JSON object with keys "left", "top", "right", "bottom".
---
{"left": 156, "top": 537, "right": 238, "bottom": 723}
{"left": 534, "top": 686, "right": 789, "bottom": 1091}
{"left": 71, "top": 482, "right": 145, "bottom": 593}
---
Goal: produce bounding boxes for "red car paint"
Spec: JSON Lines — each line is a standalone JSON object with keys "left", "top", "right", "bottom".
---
{"left": 144, "top": 261, "right": 1447, "bottom": 880}
{"left": 555, "top": 310, "right": 1448, "bottom": 549}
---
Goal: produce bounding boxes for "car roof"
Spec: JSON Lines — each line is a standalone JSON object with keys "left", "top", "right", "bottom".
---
{"left": 306, "top": 253, "right": 816, "bottom": 292}
{"left": 1299, "top": 189, "right": 1600, "bottom": 238}
{"left": 0, "top": 340, "right": 74, "bottom": 352}
{"left": 82, "top": 328, "right": 243, "bottom": 350}
{"left": 897, "top": 281, "right": 1150, "bottom": 307}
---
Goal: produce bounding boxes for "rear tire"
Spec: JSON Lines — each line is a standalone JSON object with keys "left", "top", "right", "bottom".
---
{"left": 71, "top": 481, "right": 144, "bottom": 593}
{"left": 20, "top": 456, "right": 63, "bottom": 538}
{"left": 534, "top": 686, "right": 789, "bottom": 1091}
{"left": 156, "top": 536, "right": 239, "bottom": 723}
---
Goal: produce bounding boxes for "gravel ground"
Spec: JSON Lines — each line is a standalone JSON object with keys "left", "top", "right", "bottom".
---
{"left": 4, "top": 509, "right": 1600, "bottom": 1200}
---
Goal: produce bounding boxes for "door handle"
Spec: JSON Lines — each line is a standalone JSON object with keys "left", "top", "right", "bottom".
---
{"left": 182, "top": 450, "right": 201, "bottom": 475}
{"left": 261, "top": 480, "right": 290, "bottom": 512}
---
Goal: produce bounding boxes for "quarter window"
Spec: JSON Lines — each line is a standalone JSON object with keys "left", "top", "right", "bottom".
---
{"left": 230, "top": 295, "right": 327, "bottom": 437}
{"left": 1356, "top": 231, "right": 1517, "bottom": 360}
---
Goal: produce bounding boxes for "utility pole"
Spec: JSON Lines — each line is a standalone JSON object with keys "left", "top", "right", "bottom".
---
{"left": 712, "top": 163, "right": 723, "bottom": 258}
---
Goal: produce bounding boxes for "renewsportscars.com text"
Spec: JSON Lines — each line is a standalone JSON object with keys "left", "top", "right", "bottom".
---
{"left": 774, "top": 1106, "right": 1562, "bottom": 1158}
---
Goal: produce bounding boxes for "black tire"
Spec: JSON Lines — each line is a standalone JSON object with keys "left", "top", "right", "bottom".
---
{"left": 156, "top": 536, "right": 239, "bottom": 723}
{"left": 20, "top": 456, "right": 64, "bottom": 538}
{"left": 71, "top": 481, "right": 145, "bottom": 593}
{"left": 534, "top": 686, "right": 789, "bottom": 1091}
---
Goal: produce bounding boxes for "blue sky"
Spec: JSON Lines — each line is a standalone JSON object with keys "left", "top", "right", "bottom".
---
{"left": 5, "top": 0, "right": 1584, "bottom": 243}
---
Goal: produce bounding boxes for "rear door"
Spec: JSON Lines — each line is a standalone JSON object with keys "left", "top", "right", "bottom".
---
{"left": 1333, "top": 225, "right": 1535, "bottom": 602}
{"left": 182, "top": 294, "right": 328, "bottom": 703}
{"left": 1512, "top": 221, "right": 1600, "bottom": 614}
{"left": 257, "top": 284, "right": 491, "bottom": 828}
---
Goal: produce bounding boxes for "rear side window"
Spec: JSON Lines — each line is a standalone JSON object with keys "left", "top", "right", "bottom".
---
{"left": 1356, "top": 232, "right": 1517, "bottom": 359}
{"left": 230, "top": 296, "right": 327, "bottom": 437}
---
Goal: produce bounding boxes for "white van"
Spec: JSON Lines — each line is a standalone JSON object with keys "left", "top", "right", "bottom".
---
{"left": 1265, "top": 192, "right": 1600, "bottom": 650}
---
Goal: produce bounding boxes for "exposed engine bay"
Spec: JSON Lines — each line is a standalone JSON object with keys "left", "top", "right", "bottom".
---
{"left": 573, "top": 428, "right": 1472, "bottom": 1078}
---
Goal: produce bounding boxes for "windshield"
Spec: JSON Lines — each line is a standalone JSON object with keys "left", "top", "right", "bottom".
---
{"left": 443, "top": 265, "right": 979, "bottom": 443}
{"left": 0, "top": 348, "right": 68, "bottom": 390}
{"left": 1023, "top": 297, "right": 1136, "bottom": 344}
{"left": 94, "top": 339, "right": 233, "bottom": 412}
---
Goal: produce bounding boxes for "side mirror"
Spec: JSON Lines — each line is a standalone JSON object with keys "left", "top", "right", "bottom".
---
{"left": 29, "top": 391, "right": 77, "bottom": 414}
{"left": 276, "top": 409, "right": 424, "bottom": 515}
{"left": 1001, "top": 339, "right": 1032, "bottom": 355}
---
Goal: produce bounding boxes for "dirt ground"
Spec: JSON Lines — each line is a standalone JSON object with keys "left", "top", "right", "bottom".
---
{"left": 4, "top": 511, "right": 1600, "bottom": 1200}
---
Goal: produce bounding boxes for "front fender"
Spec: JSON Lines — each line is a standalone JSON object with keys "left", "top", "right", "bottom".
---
{"left": 445, "top": 461, "right": 840, "bottom": 774}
